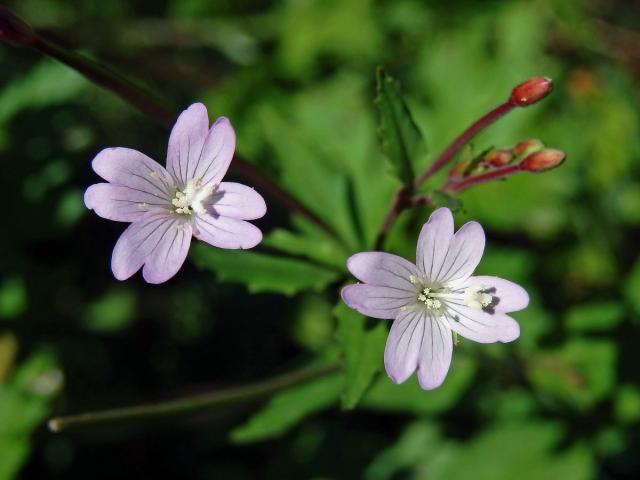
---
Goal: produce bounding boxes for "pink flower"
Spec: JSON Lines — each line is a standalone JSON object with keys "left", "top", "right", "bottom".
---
{"left": 85, "top": 103, "right": 266, "bottom": 283}
{"left": 341, "top": 207, "right": 529, "bottom": 390}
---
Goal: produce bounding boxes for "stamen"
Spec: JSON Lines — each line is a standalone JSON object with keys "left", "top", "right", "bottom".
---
{"left": 417, "top": 287, "right": 442, "bottom": 310}
{"left": 171, "top": 179, "right": 215, "bottom": 215}
{"left": 138, "top": 202, "right": 149, "bottom": 210}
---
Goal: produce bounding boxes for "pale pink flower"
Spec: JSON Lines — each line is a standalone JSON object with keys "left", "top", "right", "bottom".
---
{"left": 85, "top": 103, "right": 266, "bottom": 283}
{"left": 341, "top": 207, "right": 529, "bottom": 390}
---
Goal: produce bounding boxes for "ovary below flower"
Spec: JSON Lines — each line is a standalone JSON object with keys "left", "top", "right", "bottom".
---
{"left": 84, "top": 103, "right": 267, "bottom": 284}
{"left": 341, "top": 207, "right": 529, "bottom": 390}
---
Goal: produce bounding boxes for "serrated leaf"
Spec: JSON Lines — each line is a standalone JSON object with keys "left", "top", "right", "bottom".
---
{"left": 335, "top": 301, "right": 387, "bottom": 409}
{"left": 230, "top": 372, "right": 343, "bottom": 443}
{"left": 191, "top": 244, "right": 341, "bottom": 296}
{"left": 375, "top": 67, "right": 425, "bottom": 185}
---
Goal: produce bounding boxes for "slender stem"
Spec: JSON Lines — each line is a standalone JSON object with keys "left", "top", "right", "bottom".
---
{"left": 443, "top": 164, "right": 522, "bottom": 194}
{"left": 35, "top": 37, "right": 176, "bottom": 125}
{"left": 374, "top": 100, "right": 517, "bottom": 249}
{"left": 374, "top": 186, "right": 411, "bottom": 250}
{"left": 414, "top": 101, "right": 516, "bottom": 188}
{"left": 408, "top": 193, "right": 434, "bottom": 208}
{"left": 2, "top": 12, "right": 339, "bottom": 241}
{"left": 48, "top": 362, "right": 341, "bottom": 433}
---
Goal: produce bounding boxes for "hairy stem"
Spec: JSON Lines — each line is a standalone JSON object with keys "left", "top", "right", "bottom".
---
{"left": 49, "top": 362, "right": 341, "bottom": 433}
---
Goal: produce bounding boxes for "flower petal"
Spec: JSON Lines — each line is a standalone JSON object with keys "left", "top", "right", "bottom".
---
{"left": 92, "top": 147, "right": 174, "bottom": 200}
{"left": 84, "top": 183, "right": 167, "bottom": 222}
{"left": 384, "top": 310, "right": 425, "bottom": 384}
{"left": 436, "top": 221, "right": 485, "bottom": 284}
{"left": 195, "top": 117, "right": 236, "bottom": 187}
{"left": 416, "top": 207, "right": 454, "bottom": 281}
{"left": 142, "top": 222, "right": 193, "bottom": 284}
{"left": 346, "top": 252, "right": 420, "bottom": 290}
{"left": 194, "top": 213, "right": 261, "bottom": 249}
{"left": 111, "top": 212, "right": 184, "bottom": 281}
{"left": 443, "top": 302, "right": 520, "bottom": 343}
{"left": 341, "top": 284, "right": 415, "bottom": 320}
{"left": 166, "top": 103, "right": 209, "bottom": 184}
{"left": 462, "top": 275, "right": 529, "bottom": 313}
{"left": 417, "top": 317, "right": 453, "bottom": 390}
{"left": 206, "top": 182, "right": 266, "bottom": 220}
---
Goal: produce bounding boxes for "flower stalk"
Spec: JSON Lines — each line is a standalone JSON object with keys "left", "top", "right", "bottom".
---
{"left": 374, "top": 76, "right": 555, "bottom": 249}
{"left": 49, "top": 362, "right": 341, "bottom": 433}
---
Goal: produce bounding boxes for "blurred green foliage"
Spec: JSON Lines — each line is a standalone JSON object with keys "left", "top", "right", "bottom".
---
{"left": 2, "top": 0, "right": 640, "bottom": 478}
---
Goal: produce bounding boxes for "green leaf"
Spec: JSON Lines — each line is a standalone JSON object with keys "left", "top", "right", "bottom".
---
{"left": 375, "top": 67, "right": 424, "bottom": 185}
{"left": 262, "top": 225, "right": 349, "bottom": 271}
{"left": 367, "top": 421, "right": 594, "bottom": 480}
{"left": 230, "top": 372, "right": 343, "bottom": 444}
{"left": 361, "top": 353, "right": 476, "bottom": 415}
{"left": 565, "top": 301, "right": 624, "bottom": 332}
{"left": 0, "top": 277, "right": 27, "bottom": 320}
{"left": 0, "top": 349, "right": 62, "bottom": 479}
{"left": 430, "top": 190, "right": 463, "bottom": 211}
{"left": 335, "top": 302, "right": 387, "bottom": 409}
{"left": 83, "top": 287, "right": 137, "bottom": 333}
{"left": 527, "top": 339, "right": 616, "bottom": 410}
{"left": 191, "top": 244, "right": 341, "bottom": 296}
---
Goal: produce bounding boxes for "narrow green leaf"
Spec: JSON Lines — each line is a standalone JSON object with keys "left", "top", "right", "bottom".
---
{"left": 230, "top": 372, "right": 343, "bottom": 443}
{"left": 191, "top": 244, "right": 341, "bottom": 296}
{"left": 262, "top": 226, "right": 349, "bottom": 271}
{"left": 335, "top": 302, "right": 387, "bottom": 409}
{"left": 374, "top": 67, "right": 425, "bottom": 185}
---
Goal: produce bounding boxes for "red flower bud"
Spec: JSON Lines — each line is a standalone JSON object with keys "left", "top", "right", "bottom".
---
{"left": 510, "top": 76, "right": 553, "bottom": 107}
{"left": 513, "top": 139, "right": 544, "bottom": 157}
{"left": 0, "top": 7, "right": 36, "bottom": 47}
{"left": 520, "top": 148, "right": 566, "bottom": 172}
{"left": 485, "top": 149, "right": 513, "bottom": 167}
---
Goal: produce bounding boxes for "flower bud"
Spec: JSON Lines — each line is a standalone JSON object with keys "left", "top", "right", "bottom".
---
{"left": 0, "top": 7, "right": 37, "bottom": 47}
{"left": 513, "top": 139, "right": 544, "bottom": 157}
{"left": 485, "top": 149, "right": 513, "bottom": 167}
{"left": 520, "top": 148, "right": 566, "bottom": 172}
{"left": 510, "top": 76, "right": 553, "bottom": 107}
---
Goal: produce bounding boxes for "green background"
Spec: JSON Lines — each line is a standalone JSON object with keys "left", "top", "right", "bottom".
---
{"left": 1, "top": 0, "right": 639, "bottom": 478}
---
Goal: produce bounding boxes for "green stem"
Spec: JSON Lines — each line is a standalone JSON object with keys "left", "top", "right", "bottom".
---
{"left": 49, "top": 362, "right": 341, "bottom": 433}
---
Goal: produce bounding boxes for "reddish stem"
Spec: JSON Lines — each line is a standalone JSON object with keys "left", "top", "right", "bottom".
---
{"left": 414, "top": 101, "right": 515, "bottom": 187}
{"left": 443, "top": 163, "right": 522, "bottom": 193}
{"left": 2, "top": 15, "right": 339, "bottom": 241}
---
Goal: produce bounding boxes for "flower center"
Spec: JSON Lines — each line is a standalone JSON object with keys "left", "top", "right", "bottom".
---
{"left": 463, "top": 286, "right": 493, "bottom": 310}
{"left": 171, "top": 179, "right": 214, "bottom": 216}
{"left": 417, "top": 287, "right": 442, "bottom": 310}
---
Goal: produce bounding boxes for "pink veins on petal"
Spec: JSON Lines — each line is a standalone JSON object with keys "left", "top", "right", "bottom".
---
{"left": 84, "top": 103, "right": 266, "bottom": 284}
{"left": 341, "top": 207, "right": 529, "bottom": 390}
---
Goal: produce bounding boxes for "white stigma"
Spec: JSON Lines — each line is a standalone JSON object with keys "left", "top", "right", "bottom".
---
{"left": 463, "top": 285, "right": 492, "bottom": 310}
{"left": 171, "top": 178, "right": 214, "bottom": 216}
